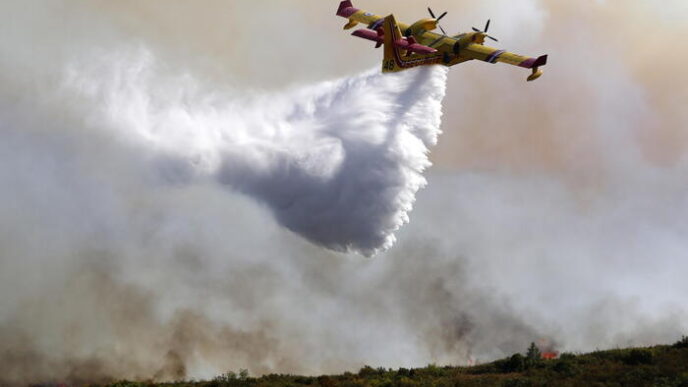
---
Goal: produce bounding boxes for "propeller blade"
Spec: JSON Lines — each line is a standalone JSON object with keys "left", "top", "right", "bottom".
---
{"left": 472, "top": 27, "right": 480, "bottom": 32}
{"left": 437, "top": 11, "right": 448, "bottom": 21}
{"left": 428, "top": 7, "right": 436, "bottom": 19}
{"left": 488, "top": 35, "right": 499, "bottom": 42}
{"left": 439, "top": 25, "right": 447, "bottom": 35}
{"left": 485, "top": 19, "right": 491, "bottom": 32}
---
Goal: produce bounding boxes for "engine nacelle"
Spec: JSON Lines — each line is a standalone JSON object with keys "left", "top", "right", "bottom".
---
{"left": 405, "top": 18, "right": 439, "bottom": 37}
{"left": 453, "top": 33, "right": 481, "bottom": 54}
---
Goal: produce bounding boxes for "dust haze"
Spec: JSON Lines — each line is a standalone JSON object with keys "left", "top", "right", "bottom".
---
{"left": 1, "top": 0, "right": 688, "bottom": 385}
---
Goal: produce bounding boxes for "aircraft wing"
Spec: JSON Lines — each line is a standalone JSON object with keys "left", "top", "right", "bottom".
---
{"left": 336, "top": 1, "right": 547, "bottom": 81}
{"left": 415, "top": 30, "right": 457, "bottom": 51}
{"left": 337, "top": 1, "right": 409, "bottom": 31}
{"left": 461, "top": 44, "right": 548, "bottom": 80}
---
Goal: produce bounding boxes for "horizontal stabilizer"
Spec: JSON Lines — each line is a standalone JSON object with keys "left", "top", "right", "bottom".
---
{"left": 352, "top": 29, "right": 383, "bottom": 43}
{"left": 394, "top": 39, "right": 438, "bottom": 54}
{"left": 353, "top": 29, "right": 436, "bottom": 54}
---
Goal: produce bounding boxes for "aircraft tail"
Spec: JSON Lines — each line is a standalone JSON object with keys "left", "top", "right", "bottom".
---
{"left": 381, "top": 15, "right": 443, "bottom": 73}
{"left": 381, "top": 15, "right": 404, "bottom": 73}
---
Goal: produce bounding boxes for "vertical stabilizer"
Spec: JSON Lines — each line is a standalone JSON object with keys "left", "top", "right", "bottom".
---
{"left": 381, "top": 15, "right": 403, "bottom": 73}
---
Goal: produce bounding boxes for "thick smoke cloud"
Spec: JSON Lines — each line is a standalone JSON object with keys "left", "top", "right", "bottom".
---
{"left": 1, "top": 0, "right": 688, "bottom": 385}
{"left": 0, "top": 2, "right": 456, "bottom": 383}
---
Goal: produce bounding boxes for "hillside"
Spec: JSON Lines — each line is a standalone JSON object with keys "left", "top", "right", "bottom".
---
{"left": 105, "top": 337, "right": 688, "bottom": 387}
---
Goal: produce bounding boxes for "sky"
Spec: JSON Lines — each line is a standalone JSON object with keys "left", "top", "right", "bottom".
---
{"left": 81, "top": 0, "right": 688, "bottom": 169}
{"left": 1, "top": 0, "right": 687, "bottom": 384}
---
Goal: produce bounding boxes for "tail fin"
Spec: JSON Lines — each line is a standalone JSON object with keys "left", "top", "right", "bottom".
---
{"left": 381, "top": 14, "right": 444, "bottom": 73}
{"left": 382, "top": 15, "right": 403, "bottom": 73}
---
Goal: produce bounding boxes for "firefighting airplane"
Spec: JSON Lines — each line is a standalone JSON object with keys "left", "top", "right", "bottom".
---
{"left": 336, "top": 1, "right": 548, "bottom": 81}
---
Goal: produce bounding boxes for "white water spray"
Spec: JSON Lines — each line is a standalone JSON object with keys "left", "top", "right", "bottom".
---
{"left": 0, "top": 42, "right": 449, "bottom": 382}
{"left": 65, "top": 48, "right": 447, "bottom": 256}
{"left": 3, "top": 2, "right": 688, "bottom": 384}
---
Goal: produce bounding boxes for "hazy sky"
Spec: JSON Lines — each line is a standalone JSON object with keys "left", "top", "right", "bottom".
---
{"left": 1, "top": 0, "right": 687, "bottom": 384}
{"left": 78, "top": 0, "right": 688, "bottom": 172}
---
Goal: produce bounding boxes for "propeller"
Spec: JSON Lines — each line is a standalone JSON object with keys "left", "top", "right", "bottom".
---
{"left": 472, "top": 19, "right": 499, "bottom": 42}
{"left": 427, "top": 7, "right": 448, "bottom": 35}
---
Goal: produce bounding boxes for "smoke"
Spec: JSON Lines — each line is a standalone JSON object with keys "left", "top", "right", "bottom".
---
{"left": 0, "top": 2, "right": 453, "bottom": 383}
{"left": 2, "top": 0, "right": 688, "bottom": 385}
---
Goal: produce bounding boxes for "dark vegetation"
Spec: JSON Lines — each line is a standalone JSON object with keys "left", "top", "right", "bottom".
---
{"left": 102, "top": 337, "right": 688, "bottom": 387}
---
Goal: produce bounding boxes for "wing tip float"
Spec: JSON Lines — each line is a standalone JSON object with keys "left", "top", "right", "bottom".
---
{"left": 337, "top": 1, "right": 548, "bottom": 82}
{"left": 521, "top": 55, "right": 548, "bottom": 82}
{"left": 337, "top": 1, "right": 359, "bottom": 21}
